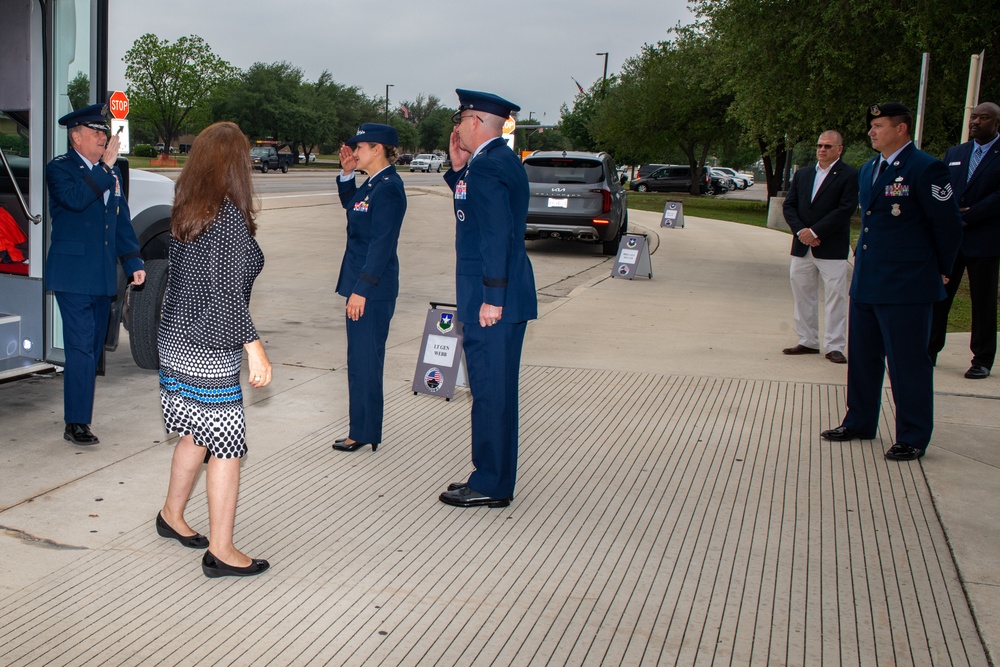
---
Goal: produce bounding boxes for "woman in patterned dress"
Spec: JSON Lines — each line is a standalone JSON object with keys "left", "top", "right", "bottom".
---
{"left": 155, "top": 122, "right": 271, "bottom": 578}
{"left": 332, "top": 123, "right": 406, "bottom": 452}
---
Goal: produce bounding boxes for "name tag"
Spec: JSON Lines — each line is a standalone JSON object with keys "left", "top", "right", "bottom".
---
{"left": 948, "top": 161, "right": 962, "bottom": 166}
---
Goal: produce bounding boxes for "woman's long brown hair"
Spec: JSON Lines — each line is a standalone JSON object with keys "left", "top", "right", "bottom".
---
{"left": 171, "top": 122, "right": 259, "bottom": 242}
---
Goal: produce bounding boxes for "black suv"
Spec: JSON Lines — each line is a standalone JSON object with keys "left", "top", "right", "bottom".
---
{"left": 630, "top": 164, "right": 718, "bottom": 194}
{"left": 523, "top": 151, "right": 628, "bottom": 255}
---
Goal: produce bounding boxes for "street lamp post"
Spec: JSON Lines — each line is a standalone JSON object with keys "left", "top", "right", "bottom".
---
{"left": 596, "top": 52, "right": 609, "bottom": 86}
{"left": 385, "top": 84, "right": 394, "bottom": 123}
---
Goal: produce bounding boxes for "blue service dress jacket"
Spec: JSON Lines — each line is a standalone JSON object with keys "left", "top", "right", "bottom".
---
{"left": 443, "top": 137, "right": 537, "bottom": 324}
{"left": 336, "top": 165, "right": 406, "bottom": 301}
{"left": 943, "top": 139, "right": 1000, "bottom": 257}
{"left": 854, "top": 143, "right": 963, "bottom": 304}
{"left": 45, "top": 150, "right": 143, "bottom": 295}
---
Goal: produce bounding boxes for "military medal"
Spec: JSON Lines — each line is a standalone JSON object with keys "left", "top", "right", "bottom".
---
{"left": 353, "top": 200, "right": 369, "bottom": 212}
{"left": 891, "top": 203, "right": 901, "bottom": 217}
{"left": 455, "top": 181, "right": 467, "bottom": 200}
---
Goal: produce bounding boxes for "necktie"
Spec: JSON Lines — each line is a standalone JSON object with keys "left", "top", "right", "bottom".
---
{"left": 968, "top": 145, "right": 984, "bottom": 182}
{"left": 874, "top": 159, "right": 888, "bottom": 184}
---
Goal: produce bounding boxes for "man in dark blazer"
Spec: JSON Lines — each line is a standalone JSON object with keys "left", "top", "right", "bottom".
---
{"left": 439, "top": 89, "right": 537, "bottom": 508}
{"left": 46, "top": 104, "right": 145, "bottom": 445}
{"left": 929, "top": 102, "right": 1000, "bottom": 379}
{"left": 821, "top": 102, "right": 962, "bottom": 461}
{"left": 782, "top": 130, "right": 859, "bottom": 364}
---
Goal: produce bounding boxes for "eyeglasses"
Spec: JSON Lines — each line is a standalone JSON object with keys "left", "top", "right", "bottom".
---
{"left": 816, "top": 143, "right": 840, "bottom": 149}
{"left": 451, "top": 111, "right": 484, "bottom": 125}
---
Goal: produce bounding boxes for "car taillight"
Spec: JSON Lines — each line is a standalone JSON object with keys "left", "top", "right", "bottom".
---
{"left": 590, "top": 188, "right": 612, "bottom": 213}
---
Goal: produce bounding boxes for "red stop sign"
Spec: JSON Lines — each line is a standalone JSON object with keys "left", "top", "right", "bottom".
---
{"left": 109, "top": 91, "right": 129, "bottom": 119}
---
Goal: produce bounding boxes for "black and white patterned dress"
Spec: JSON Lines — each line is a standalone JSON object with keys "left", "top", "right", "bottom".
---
{"left": 158, "top": 200, "right": 264, "bottom": 458}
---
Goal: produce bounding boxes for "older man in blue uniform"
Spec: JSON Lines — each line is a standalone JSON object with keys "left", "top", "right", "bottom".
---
{"left": 439, "top": 89, "right": 536, "bottom": 508}
{"left": 821, "top": 102, "right": 962, "bottom": 461}
{"left": 46, "top": 104, "right": 145, "bottom": 445}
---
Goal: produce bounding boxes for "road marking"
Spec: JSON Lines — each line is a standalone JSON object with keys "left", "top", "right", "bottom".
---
{"left": 259, "top": 192, "right": 339, "bottom": 200}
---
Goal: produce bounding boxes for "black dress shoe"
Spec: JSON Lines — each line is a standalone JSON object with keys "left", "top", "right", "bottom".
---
{"left": 332, "top": 438, "right": 378, "bottom": 452}
{"left": 156, "top": 512, "right": 209, "bottom": 549}
{"left": 884, "top": 443, "right": 926, "bottom": 461}
{"left": 782, "top": 344, "right": 820, "bottom": 355}
{"left": 439, "top": 486, "right": 511, "bottom": 508}
{"left": 965, "top": 365, "right": 990, "bottom": 379}
{"left": 64, "top": 423, "right": 99, "bottom": 445}
{"left": 447, "top": 482, "right": 468, "bottom": 491}
{"left": 820, "top": 425, "right": 874, "bottom": 441}
{"left": 202, "top": 550, "right": 270, "bottom": 578}
{"left": 825, "top": 350, "right": 847, "bottom": 364}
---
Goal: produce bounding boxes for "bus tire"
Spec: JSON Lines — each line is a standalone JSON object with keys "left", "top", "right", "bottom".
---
{"left": 128, "top": 258, "right": 168, "bottom": 370}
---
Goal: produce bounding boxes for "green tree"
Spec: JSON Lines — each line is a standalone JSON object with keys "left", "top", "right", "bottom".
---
{"left": 67, "top": 72, "right": 89, "bottom": 111}
{"left": 399, "top": 94, "right": 443, "bottom": 125}
{"left": 124, "top": 34, "right": 235, "bottom": 154}
{"left": 559, "top": 86, "right": 601, "bottom": 152}
{"left": 418, "top": 107, "right": 456, "bottom": 153}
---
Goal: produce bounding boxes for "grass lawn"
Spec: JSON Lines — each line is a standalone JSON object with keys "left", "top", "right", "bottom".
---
{"left": 626, "top": 192, "right": 985, "bottom": 334}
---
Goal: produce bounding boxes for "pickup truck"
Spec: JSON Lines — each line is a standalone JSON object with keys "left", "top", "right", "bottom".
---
{"left": 250, "top": 146, "right": 293, "bottom": 173}
{"left": 409, "top": 153, "right": 444, "bottom": 173}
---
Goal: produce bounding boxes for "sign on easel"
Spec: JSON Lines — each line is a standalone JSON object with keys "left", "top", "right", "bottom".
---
{"left": 612, "top": 233, "right": 652, "bottom": 280}
{"left": 661, "top": 201, "right": 684, "bottom": 228}
{"left": 412, "top": 303, "right": 468, "bottom": 401}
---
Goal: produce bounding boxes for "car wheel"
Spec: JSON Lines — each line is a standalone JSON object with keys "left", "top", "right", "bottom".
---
{"left": 281, "top": 163, "right": 289, "bottom": 173}
{"left": 127, "top": 259, "right": 168, "bottom": 370}
{"left": 637, "top": 184, "right": 649, "bottom": 193}
{"left": 261, "top": 163, "right": 268, "bottom": 174}
{"left": 602, "top": 213, "right": 626, "bottom": 256}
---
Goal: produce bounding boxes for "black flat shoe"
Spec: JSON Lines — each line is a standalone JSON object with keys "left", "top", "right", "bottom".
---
{"left": 820, "top": 425, "right": 875, "bottom": 441}
{"left": 202, "top": 550, "right": 270, "bottom": 578}
{"left": 439, "top": 486, "right": 511, "bottom": 508}
{"left": 64, "top": 423, "right": 99, "bottom": 446}
{"left": 156, "top": 512, "right": 209, "bottom": 549}
{"left": 884, "top": 443, "right": 926, "bottom": 461}
{"left": 332, "top": 438, "right": 378, "bottom": 452}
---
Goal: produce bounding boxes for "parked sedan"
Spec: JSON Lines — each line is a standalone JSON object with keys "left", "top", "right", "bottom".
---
{"left": 397, "top": 153, "right": 414, "bottom": 165}
{"left": 630, "top": 165, "right": 712, "bottom": 194}
{"left": 712, "top": 166, "right": 752, "bottom": 189}
{"left": 523, "top": 151, "right": 628, "bottom": 255}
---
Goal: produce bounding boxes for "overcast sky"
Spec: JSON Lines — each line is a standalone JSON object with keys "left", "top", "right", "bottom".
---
{"left": 108, "top": 0, "right": 695, "bottom": 123}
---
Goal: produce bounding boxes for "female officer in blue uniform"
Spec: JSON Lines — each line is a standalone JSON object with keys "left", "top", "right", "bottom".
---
{"left": 332, "top": 124, "right": 407, "bottom": 452}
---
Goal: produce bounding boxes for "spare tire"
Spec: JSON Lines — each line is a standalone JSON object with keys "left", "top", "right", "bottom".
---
{"left": 127, "top": 258, "right": 168, "bottom": 370}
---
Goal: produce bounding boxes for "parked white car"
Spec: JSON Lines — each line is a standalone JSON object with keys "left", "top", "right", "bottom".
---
{"left": 410, "top": 153, "right": 444, "bottom": 173}
{"left": 713, "top": 166, "right": 753, "bottom": 189}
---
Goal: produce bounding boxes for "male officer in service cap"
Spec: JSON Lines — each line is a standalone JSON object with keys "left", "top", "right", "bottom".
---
{"left": 439, "top": 89, "right": 536, "bottom": 508}
{"left": 821, "top": 102, "right": 962, "bottom": 461}
{"left": 46, "top": 103, "right": 145, "bottom": 445}
{"left": 929, "top": 102, "right": 1000, "bottom": 379}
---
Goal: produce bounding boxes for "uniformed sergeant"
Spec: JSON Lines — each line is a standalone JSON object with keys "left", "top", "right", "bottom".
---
{"left": 821, "top": 102, "right": 963, "bottom": 461}
{"left": 332, "top": 123, "right": 407, "bottom": 453}
{"left": 46, "top": 104, "right": 145, "bottom": 445}
{"left": 439, "top": 89, "right": 537, "bottom": 508}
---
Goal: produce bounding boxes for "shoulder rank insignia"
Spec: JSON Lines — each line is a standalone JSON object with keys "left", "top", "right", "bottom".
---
{"left": 930, "top": 183, "right": 953, "bottom": 201}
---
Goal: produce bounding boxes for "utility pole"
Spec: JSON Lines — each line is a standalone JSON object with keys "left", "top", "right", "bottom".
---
{"left": 596, "top": 52, "right": 609, "bottom": 91}
{"left": 385, "top": 84, "right": 394, "bottom": 124}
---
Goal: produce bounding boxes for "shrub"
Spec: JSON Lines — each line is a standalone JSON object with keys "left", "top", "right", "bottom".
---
{"left": 133, "top": 144, "right": 158, "bottom": 158}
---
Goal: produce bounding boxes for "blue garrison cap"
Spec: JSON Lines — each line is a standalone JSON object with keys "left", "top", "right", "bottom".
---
{"left": 456, "top": 89, "right": 520, "bottom": 118}
{"left": 58, "top": 103, "right": 110, "bottom": 131}
{"left": 346, "top": 123, "right": 399, "bottom": 147}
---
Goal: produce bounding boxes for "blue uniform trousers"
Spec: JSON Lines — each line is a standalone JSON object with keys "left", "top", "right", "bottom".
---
{"left": 55, "top": 291, "right": 111, "bottom": 424}
{"left": 844, "top": 300, "right": 934, "bottom": 448}
{"left": 346, "top": 298, "right": 395, "bottom": 444}
{"left": 463, "top": 320, "right": 527, "bottom": 499}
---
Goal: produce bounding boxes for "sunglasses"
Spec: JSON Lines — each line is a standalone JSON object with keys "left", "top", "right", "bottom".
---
{"left": 816, "top": 143, "right": 840, "bottom": 149}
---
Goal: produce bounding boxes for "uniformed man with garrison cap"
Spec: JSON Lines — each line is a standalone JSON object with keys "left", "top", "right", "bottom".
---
{"left": 439, "top": 89, "right": 537, "bottom": 508}
{"left": 46, "top": 103, "right": 146, "bottom": 445}
{"left": 821, "top": 102, "right": 962, "bottom": 461}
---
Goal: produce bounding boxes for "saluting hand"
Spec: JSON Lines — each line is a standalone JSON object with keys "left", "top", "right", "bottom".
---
{"left": 339, "top": 144, "right": 358, "bottom": 174}
{"left": 101, "top": 135, "right": 121, "bottom": 166}
{"left": 449, "top": 128, "right": 470, "bottom": 171}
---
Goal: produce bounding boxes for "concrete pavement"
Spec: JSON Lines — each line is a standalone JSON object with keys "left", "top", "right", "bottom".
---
{"left": 0, "top": 184, "right": 996, "bottom": 665}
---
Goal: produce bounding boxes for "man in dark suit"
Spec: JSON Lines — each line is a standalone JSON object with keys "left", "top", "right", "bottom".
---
{"left": 821, "top": 102, "right": 962, "bottom": 461}
{"left": 929, "top": 102, "right": 1000, "bottom": 379}
{"left": 439, "top": 89, "right": 537, "bottom": 508}
{"left": 46, "top": 104, "right": 145, "bottom": 445}
{"left": 782, "top": 130, "right": 859, "bottom": 364}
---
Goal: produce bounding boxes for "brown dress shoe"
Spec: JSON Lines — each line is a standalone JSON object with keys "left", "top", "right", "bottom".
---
{"left": 825, "top": 350, "right": 847, "bottom": 364}
{"left": 782, "top": 344, "right": 820, "bottom": 355}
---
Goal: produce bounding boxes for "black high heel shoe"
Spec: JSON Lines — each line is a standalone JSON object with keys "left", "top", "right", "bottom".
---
{"left": 202, "top": 550, "right": 270, "bottom": 578}
{"left": 156, "top": 512, "right": 209, "bottom": 549}
{"left": 332, "top": 438, "right": 378, "bottom": 452}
